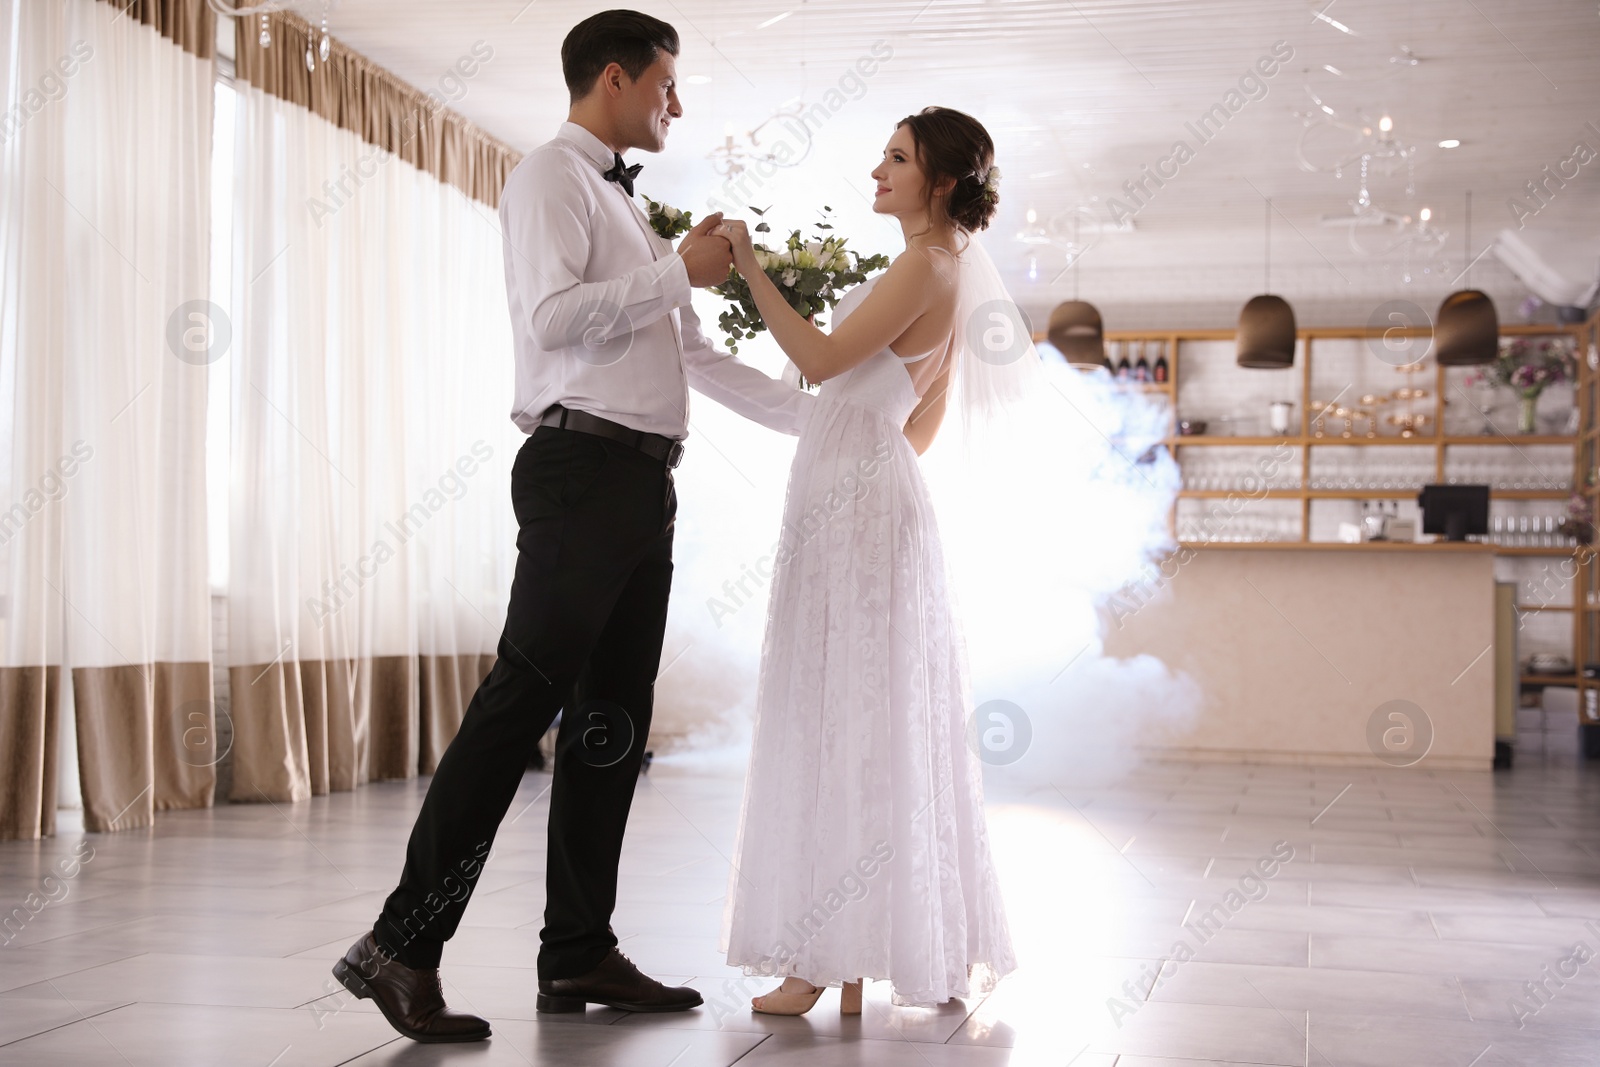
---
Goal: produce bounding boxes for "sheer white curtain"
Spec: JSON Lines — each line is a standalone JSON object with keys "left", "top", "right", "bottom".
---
{"left": 0, "top": 0, "right": 214, "bottom": 838}
{"left": 226, "top": 82, "right": 518, "bottom": 802}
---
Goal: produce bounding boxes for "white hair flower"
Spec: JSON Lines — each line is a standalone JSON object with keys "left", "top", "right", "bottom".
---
{"left": 981, "top": 165, "right": 1001, "bottom": 198}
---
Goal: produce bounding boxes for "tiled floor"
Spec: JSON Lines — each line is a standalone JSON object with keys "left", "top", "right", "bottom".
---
{"left": 3, "top": 718, "right": 1600, "bottom": 1066}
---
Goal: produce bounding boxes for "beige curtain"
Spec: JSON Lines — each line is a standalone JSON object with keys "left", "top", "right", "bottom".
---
{"left": 233, "top": 10, "right": 518, "bottom": 209}
{"left": 224, "top": 24, "right": 521, "bottom": 803}
{"left": 101, "top": 0, "right": 214, "bottom": 59}
{"left": 419, "top": 653, "right": 497, "bottom": 773}
{"left": 0, "top": 0, "right": 216, "bottom": 838}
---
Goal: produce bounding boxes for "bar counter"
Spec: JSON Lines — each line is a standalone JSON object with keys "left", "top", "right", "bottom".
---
{"left": 1103, "top": 541, "right": 1497, "bottom": 769}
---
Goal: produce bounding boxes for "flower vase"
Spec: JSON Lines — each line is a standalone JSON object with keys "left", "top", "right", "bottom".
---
{"left": 1517, "top": 392, "right": 1540, "bottom": 435}
{"left": 1560, "top": 518, "right": 1595, "bottom": 546}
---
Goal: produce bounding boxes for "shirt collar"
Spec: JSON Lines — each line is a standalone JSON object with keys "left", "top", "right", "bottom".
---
{"left": 557, "top": 121, "right": 623, "bottom": 174}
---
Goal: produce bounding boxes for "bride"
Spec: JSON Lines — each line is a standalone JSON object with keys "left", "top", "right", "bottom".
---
{"left": 713, "top": 106, "right": 1021, "bottom": 1014}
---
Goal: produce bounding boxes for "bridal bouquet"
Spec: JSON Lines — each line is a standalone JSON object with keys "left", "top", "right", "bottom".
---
{"left": 710, "top": 207, "right": 891, "bottom": 357}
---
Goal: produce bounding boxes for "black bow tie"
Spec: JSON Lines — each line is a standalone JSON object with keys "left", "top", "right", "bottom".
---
{"left": 602, "top": 153, "right": 643, "bottom": 196}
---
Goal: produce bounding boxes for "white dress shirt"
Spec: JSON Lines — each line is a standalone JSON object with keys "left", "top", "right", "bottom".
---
{"left": 498, "top": 121, "right": 812, "bottom": 440}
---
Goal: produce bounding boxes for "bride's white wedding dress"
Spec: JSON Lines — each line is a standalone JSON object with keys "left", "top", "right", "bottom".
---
{"left": 721, "top": 275, "right": 1018, "bottom": 1007}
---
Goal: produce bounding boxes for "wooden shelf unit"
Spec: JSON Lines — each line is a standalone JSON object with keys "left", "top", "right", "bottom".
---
{"left": 1577, "top": 314, "right": 1600, "bottom": 724}
{"left": 1067, "top": 317, "right": 1600, "bottom": 712}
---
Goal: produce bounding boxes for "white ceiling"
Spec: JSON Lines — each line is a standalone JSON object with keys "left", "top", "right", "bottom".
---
{"left": 269, "top": 0, "right": 1600, "bottom": 328}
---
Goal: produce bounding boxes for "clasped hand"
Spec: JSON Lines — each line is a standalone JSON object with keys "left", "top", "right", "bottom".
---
{"left": 711, "top": 219, "right": 758, "bottom": 274}
{"left": 675, "top": 213, "right": 761, "bottom": 286}
{"left": 676, "top": 211, "right": 735, "bottom": 287}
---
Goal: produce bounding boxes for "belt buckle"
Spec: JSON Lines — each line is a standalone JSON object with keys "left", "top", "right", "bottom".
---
{"left": 665, "top": 440, "right": 685, "bottom": 469}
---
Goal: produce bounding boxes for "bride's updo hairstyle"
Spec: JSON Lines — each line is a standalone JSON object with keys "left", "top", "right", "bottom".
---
{"left": 895, "top": 106, "right": 998, "bottom": 232}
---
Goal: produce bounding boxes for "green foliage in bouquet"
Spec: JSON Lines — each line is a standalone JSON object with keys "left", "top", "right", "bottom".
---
{"left": 710, "top": 206, "right": 891, "bottom": 358}
{"left": 642, "top": 195, "right": 693, "bottom": 240}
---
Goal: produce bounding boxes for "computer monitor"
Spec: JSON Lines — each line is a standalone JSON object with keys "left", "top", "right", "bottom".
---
{"left": 1418, "top": 484, "right": 1490, "bottom": 542}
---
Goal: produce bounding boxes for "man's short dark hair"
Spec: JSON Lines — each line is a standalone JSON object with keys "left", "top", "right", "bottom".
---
{"left": 561, "top": 10, "right": 679, "bottom": 101}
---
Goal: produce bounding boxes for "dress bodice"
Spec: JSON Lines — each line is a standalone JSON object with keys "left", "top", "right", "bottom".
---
{"left": 814, "top": 277, "right": 921, "bottom": 424}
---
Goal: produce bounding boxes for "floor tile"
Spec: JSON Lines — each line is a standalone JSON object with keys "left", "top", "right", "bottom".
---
{"left": 1, "top": 722, "right": 1597, "bottom": 1063}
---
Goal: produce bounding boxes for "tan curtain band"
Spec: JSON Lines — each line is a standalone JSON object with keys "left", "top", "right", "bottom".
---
{"left": 93, "top": 0, "right": 216, "bottom": 60}
{"left": 233, "top": 10, "right": 520, "bottom": 209}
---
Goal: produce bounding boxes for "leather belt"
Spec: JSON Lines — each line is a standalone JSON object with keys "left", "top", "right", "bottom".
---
{"left": 538, "top": 404, "right": 685, "bottom": 468}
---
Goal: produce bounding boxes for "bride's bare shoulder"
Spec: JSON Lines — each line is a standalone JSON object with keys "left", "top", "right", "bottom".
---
{"left": 884, "top": 244, "right": 961, "bottom": 295}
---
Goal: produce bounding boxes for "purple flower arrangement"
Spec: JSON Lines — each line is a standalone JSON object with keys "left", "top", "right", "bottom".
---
{"left": 1463, "top": 338, "right": 1577, "bottom": 399}
{"left": 1564, "top": 492, "right": 1595, "bottom": 546}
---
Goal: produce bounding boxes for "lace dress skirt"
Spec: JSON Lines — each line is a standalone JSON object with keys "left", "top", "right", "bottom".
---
{"left": 720, "top": 354, "right": 1018, "bottom": 1006}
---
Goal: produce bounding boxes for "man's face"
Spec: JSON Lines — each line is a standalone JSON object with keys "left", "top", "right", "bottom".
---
{"left": 618, "top": 51, "right": 682, "bottom": 153}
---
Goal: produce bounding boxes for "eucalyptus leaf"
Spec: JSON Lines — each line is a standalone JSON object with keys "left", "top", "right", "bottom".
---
{"left": 704, "top": 208, "right": 893, "bottom": 381}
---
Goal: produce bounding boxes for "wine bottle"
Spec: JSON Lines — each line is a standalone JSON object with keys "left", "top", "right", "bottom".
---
{"left": 1133, "top": 342, "right": 1151, "bottom": 384}
{"left": 1153, "top": 345, "right": 1169, "bottom": 384}
{"left": 1113, "top": 341, "right": 1130, "bottom": 382}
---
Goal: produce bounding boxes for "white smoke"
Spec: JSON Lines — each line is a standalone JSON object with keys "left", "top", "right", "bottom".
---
{"left": 654, "top": 308, "right": 1200, "bottom": 791}
{"left": 921, "top": 353, "right": 1201, "bottom": 793}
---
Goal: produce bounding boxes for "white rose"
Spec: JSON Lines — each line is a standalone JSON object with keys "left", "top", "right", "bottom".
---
{"left": 781, "top": 269, "right": 798, "bottom": 287}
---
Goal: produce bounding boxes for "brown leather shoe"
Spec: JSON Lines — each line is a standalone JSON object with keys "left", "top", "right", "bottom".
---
{"left": 332, "top": 932, "right": 491, "bottom": 1043}
{"left": 537, "top": 948, "right": 703, "bottom": 1013}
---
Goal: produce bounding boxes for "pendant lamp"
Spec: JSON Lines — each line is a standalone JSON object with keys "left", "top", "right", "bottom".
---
{"left": 1047, "top": 301, "right": 1106, "bottom": 366}
{"left": 1051, "top": 210, "right": 1107, "bottom": 367}
{"left": 1237, "top": 198, "right": 1297, "bottom": 369}
{"left": 1435, "top": 191, "right": 1498, "bottom": 366}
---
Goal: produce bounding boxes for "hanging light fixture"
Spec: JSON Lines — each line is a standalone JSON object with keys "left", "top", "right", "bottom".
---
{"left": 1237, "top": 198, "right": 1297, "bottom": 368}
{"left": 1435, "top": 190, "right": 1498, "bottom": 366}
{"left": 1048, "top": 301, "right": 1106, "bottom": 367}
{"left": 1049, "top": 213, "right": 1107, "bottom": 367}
{"left": 207, "top": 1, "right": 332, "bottom": 70}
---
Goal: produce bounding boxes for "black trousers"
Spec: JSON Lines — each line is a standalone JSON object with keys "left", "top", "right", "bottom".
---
{"left": 374, "top": 424, "right": 676, "bottom": 979}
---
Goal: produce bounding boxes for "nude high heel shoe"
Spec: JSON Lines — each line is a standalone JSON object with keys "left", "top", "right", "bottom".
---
{"left": 750, "top": 977, "right": 866, "bottom": 1016}
{"left": 751, "top": 977, "right": 821, "bottom": 1015}
{"left": 839, "top": 979, "right": 863, "bottom": 1015}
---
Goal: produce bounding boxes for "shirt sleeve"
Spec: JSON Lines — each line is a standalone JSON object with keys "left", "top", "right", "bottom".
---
{"left": 501, "top": 149, "right": 691, "bottom": 351}
{"left": 681, "top": 294, "right": 816, "bottom": 436}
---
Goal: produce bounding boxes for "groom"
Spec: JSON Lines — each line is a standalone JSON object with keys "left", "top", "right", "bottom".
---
{"left": 333, "top": 9, "right": 811, "bottom": 1043}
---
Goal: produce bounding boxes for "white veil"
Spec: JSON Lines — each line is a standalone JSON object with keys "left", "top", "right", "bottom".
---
{"left": 940, "top": 233, "right": 1057, "bottom": 445}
